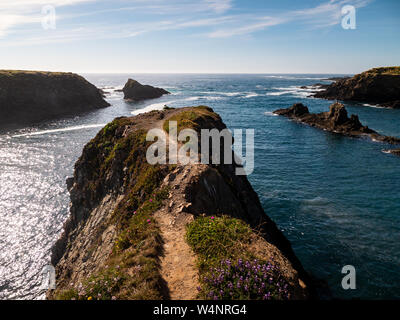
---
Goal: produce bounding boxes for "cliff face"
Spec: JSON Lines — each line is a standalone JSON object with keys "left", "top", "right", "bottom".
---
{"left": 0, "top": 70, "right": 110, "bottom": 129}
{"left": 314, "top": 67, "right": 400, "bottom": 108}
{"left": 123, "top": 79, "right": 170, "bottom": 101}
{"left": 49, "top": 106, "right": 312, "bottom": 300}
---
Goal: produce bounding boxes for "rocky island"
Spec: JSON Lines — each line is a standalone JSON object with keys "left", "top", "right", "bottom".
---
{"left": 313, "top": 67, "right": 400, "bottom": 109}
{"left": 48, "top": 106, "right": 314, "bottom": 300}
{"left": 123, "top": 79, "right": 170, "bottom": 101}
{"left": 384, "top": 149, "right": 400, "bottom": 156}
{"left": 274, "top": 102, "right": 400, "bottom": 145}
{"left": 0, "top": 70, "right": 110, "bottom": 130}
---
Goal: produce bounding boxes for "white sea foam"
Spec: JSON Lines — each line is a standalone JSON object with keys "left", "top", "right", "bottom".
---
{"left": 263, "top": 75, "right": 327, "bottom": 80}
{"left": 131, "top": 96, "right": 224, "bottom": 116}
{"left": 266, "top": 85, "right": 323, "bottom": 98}
{"left": 243, "top": 93, "right": 259, "bottom": 99}
{"left": 185, "top": 97, "right": 201, "bottom": 101}
{"left": 12, "top": 124, "right": 107, "bottom": 138}
{"left": 362, "top": 103, "right": 390, "bottom": 109}
{"left": 266, "top": 91, "right": 294, "bottom": 96}
{"left": 200, "top": 91, "right": 242, "bottom": 96}
{"left": 131, "top": 101, "right": 173, "bottom": 115}
{"left": 264, "top": 111, "right": 278, "bottom": 116}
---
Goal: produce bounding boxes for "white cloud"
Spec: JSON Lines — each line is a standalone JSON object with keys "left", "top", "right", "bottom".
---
{"left": 0, "top": 0, "right": 373, "bottom": 44}
{"left": 0, "top": 0, "right": 97, "bottom": 37}
{"left": 207, "top": 0, "right": 372, "bottom": 37}
{"left": 208, "top": 16, "right": 286, "bottom": 38}
{"left": 204, "top": 0, "right": 232, "bottom": 13}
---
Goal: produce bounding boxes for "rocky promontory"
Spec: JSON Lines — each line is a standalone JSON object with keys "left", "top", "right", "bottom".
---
{"left": 0, "top": 70, "right": 110, "bottom": 129}
{"left": 48, "top": 106, "right": 314, "bottom": 300}
{"left": 313, "top": 67, "right": 400, "bottom": 109}
{"left": 274, "top": 102, "right": 400, "bottom": 145}
{"left": 123, "top": 79, "right": 170, "bottom": 101}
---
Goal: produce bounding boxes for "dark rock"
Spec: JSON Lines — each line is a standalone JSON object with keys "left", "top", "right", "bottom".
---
{"left": 274, "top": 102, "right": 400, "bottom": 145}
{"left": 314, "top": 67, "right": 400, "bottom": 109}
{"left": 386, "top": 149, "right": 400, "bottom": 156}
{"left": 274, "top": 103, "right": 310, "bottom": 117}
{"left": 322, "top": 76, "right": 351, "bottom": 81}
{"left": 0, "top": 70, "right": 110, "bottom": 130}
{"left": 122, "top": 78, "right": 170, "bottom": 101}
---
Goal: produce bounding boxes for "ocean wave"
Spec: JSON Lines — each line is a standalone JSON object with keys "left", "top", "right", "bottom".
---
{"left": 200, "top": 91, "right": 262, "bottom": 99}
{"left": 266, "top": 85, "right": 322, "bottom": 98}
{"left": 12, "top": 124, "right": 107, "bottom": 138}
{"left": 362, "top": 103, "right": 390, "bottom": 109}
{"left": 302, "top": 197, "right": 331, "bottom": 206}
{"left": 131, "top": 101, "right": 173, "bottom": 115}
{"left": 264, "top": 111, "right": 278, "bottom": 116}
{"left": 243, "top": 93, "right": 259, "bottom": 99}
{"left": 199, "top": 91, "right": 242, "bottom": 97}
{"left": 130, "top": 96, "right": 226, "bottom": 116}
{"left": 263, "top": 75, "right": 327, "bottom": 80}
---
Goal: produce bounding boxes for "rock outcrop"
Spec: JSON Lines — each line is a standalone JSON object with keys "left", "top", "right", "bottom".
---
{"left": 384, "top": 149, "right": 400, "bottom": 156}
{"left": 313, "top": 67, "right": 400, "bottom": 109}
{"left": 123, "top": 79, "right": 170, "bottom": 101}
{"left": 0, "top": 70, "right": 110, "bottom": 130}
{"left": 274, "top": 102, "right": 400, "bottom": 145}
{"left": 48, "top": 106, "right": 314, "bottom": 300}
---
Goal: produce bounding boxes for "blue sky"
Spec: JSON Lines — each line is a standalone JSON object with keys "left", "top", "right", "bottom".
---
{"left": 0, "top": 0, "right": 399, "bottom": 73}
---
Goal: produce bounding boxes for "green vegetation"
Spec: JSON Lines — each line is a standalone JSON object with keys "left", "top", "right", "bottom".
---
{"left": 363, "top": 66, "right": 400, "bottom": 76}
{"left": 54, "top": 116, "right": 173, "bottom": 300}
{"left": 0, "top": 70, "right": 76, "bottom": 77}
{"left": 186, "top": 216, "right": 253, "bottom": 273}
{"left": 163, "top": 105, "right": 175, "bottom": 110}
{"left": 186, "top": 216, "right": 290, "bottom": 300}
{"left": 163, "top": 106, "right": 219, "bottom": 133}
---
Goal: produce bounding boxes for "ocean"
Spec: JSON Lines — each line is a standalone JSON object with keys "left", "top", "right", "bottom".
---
{"left": 0, "top": 74, "right": 399, "bottom": 300}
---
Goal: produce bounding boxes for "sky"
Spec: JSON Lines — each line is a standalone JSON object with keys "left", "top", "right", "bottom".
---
{"left": 0, "top": 0, "right": 399, "bottom": 74}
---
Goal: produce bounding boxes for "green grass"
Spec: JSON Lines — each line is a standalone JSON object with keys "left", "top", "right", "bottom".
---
{"left": 53, "top": 117, "right": 173, "bottom": 300}
{"left": 186, "top": 216, "right": 293, "bottom": 300}
{"left": 363, "top": 66, "right": 400, "bottom": 76}
{"left": 186, "top": 216, "right": 253, "bottom": 273}
{"left": 163, "top": 106, "right": 219, "bottom": 133}
{"left": 0, "top": 70, "right": 78, "bottom": 77}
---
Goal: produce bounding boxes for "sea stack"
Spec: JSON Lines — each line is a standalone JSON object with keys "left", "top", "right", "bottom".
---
{"left": 313, "top": 67, "right": 400, "bottom": 109}
{"left": 274, "top": 102, "right": 400, "bottom": 145}
{"left": 0, "top": 70, "right": 110, "bottom": 130}
{"left": 122, "top": 79, "right": 170, "bottom": 101}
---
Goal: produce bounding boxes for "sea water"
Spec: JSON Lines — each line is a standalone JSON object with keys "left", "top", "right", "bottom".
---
{"left": 0, "top": 74, "right": 399, "bottom": 299}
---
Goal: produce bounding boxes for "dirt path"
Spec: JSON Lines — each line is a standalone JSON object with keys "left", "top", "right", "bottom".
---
{"left": 155, "top": 208, "right": 199, "bottom": 300}
{"left": 153, "top": 115, "right": 200, "bottom": 300}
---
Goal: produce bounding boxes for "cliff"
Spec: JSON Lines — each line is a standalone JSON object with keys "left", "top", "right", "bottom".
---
{"left": 123, "top": 79, "right": 170, "bottom": 101}
{"left": 0, "top": 70, "right": 110, "bottom": 129}
{"left": 274, "top": 102, "right": 400, "bottom": 146}
{"left": 314, "top": 67, "right": 400, "bottom": 109}
{"left": 48, "top": 106, "right": 313, "bottom": 300}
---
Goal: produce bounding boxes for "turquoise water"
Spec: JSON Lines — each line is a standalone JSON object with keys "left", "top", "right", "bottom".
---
{"left": 0, "top": 74, "right": 399, "bottom": 299}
